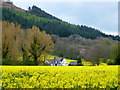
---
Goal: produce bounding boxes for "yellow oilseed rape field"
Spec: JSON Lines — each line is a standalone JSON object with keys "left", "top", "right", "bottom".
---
{"left": 1, "top": 66, "right": 119, "bottom": 88}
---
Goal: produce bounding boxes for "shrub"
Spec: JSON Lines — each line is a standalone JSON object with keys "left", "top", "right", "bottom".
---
{"left": 77, "top": 63, "right": 84, "bottom": 66}
{"left": 17, "top": 60, "right": 36, "bottom": 65}
{"left": 2, "top": 58, "right": 13, "bottom": 65}
{"left": 77, "top": 58, "right": 83, "bottom": 66}
{"left": 107, "top": 59, "right": 115, "bottom": 65}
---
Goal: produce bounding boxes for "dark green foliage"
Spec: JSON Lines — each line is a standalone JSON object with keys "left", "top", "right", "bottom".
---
{"left": 77, "top": 58, "right": 82, "bottom": 63}
{"left": 2, "top": 58, "right": 14, "bottom": 65}
{"left": 115, "top": 56, "right": 120, "bottom": 65}
{"left": 2, "top": 7, "right": 120, "bottom": 40}
{"left": 107, "top": 59, "right": 115, "bottom": 65}
{"left": 17, "top": 60, "right": 36, "bottom": 65}
{"left": 113, "top": 43, "right": 120, "bottom": 65}
{"left": 110, "top": 43, "right": 120, "bottom": 65}
{"left": 77, "top": 58, "right": 83, "bottom": 66}
{"left": 115, "top": 44, "right": 120, "bottom": 65}
{"left": 77, "top": 63, "right": 83, "bottom": 66}
{"left": 29, "top": 5, "right": 61, "bottom": 21}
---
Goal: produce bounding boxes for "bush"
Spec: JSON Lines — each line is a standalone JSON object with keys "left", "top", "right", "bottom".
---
{"left": 77, "top": 58, "right": 83, "bottom": 66}
{"left": 17, "top": 60, "right": 36, "bottom": 65}
{"left": 2, "top": 58, "right": 14, "bottom": 65}
{"left": 107, "top": 59, "right": 115, "bottom": 65}
{"left": 77, "top": 63, "right": 84, "bottom": 66}
{"left": 99, "top": 63, "right": 107, "bottom": 66}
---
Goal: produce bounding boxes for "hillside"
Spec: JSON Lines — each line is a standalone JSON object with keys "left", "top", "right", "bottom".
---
{"left": 28, "top": 5, "right": 61, "bottom": 21}
{"left": 1, "top": 2, "right": 26, "bottom": 12}
{"left": 1, "top": 3, "right": 120, "bottom": 40}
{"left": 1, "top": 2, "right": 120, "bottom": 66}
{"left": 1, "top": 2, "right": 61, "bottom": 21}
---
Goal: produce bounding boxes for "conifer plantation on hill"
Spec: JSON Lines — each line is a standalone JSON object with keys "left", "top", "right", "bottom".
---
{"left": 1, "top": 3, "right": 120, "bottom": 41}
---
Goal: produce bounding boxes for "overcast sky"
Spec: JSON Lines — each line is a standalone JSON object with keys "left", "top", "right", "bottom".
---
{"left": 11, "top": 0, "right": 118, "bottom": 35}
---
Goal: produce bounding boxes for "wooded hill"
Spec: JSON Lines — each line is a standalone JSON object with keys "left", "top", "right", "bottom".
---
{"left": 1, "top": 2, "right": 120, "bottom": 65}
{"left": 28, "top": 5, "right": 61, "bottom": 21}
{"left": 1, "top": 3, "right": 120, "bottom": 40}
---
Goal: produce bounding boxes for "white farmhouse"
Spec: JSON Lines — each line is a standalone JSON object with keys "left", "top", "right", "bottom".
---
{"left": 45, "top": 57, "right": 68, "bottom": 66}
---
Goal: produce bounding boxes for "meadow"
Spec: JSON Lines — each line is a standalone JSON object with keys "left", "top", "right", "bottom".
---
{"left": 1, "top": 66, "right": 119, "bottom": 88}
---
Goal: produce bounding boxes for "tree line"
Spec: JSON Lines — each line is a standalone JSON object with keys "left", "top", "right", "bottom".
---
{"left": 28, "top": 5, "right": 61, "bottom": 21}
{"left": 2, "top": 21, "right": 54, "bottom": 65}
{"left": 52, "top": 35, "right": 120, "bottom": 65}
{"left": 1, "top": 21, "right": 120, "bottom": 66}
{"left": 2, "top": 7, "right": 120, "bottom": 41}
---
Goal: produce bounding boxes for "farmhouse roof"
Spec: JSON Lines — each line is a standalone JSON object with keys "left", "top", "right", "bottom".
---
{"left": 69, "top": 61, "right": 77, "bottom": 64}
